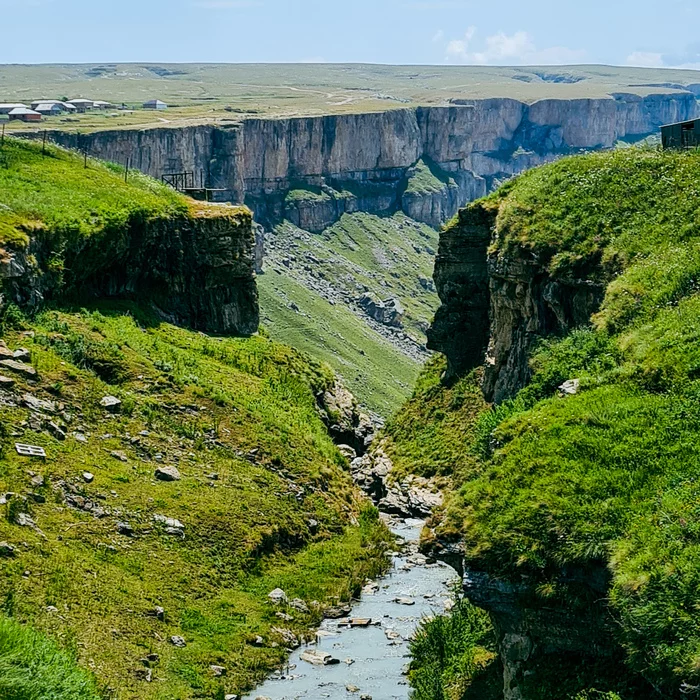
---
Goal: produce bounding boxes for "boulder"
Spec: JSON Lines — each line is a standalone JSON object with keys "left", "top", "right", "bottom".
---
{"left": 100, "top": 395, "right": 121, "bottom": 412}
{"left": 0, "top": 359, "right": 37, "bottom": 378}
{"left": 267, "top": 588, "right": 288, "bottom": 604}
{"left": 300, "top": 650, "right": 340, "bottom": 666}
{"left": 155, "top": 466, "right": 181, "bottom": 482}
{"left": 358, "top": 293, "right": 405, "bottom": 328}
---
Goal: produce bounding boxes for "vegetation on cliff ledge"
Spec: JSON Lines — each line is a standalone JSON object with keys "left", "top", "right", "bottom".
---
{"left": 397, "top": 147, "right": 700, "bottom": 698}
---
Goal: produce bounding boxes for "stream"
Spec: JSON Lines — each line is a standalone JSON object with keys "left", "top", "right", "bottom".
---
{"left": 251, "top": 518, "right": 460, "bottom": 700}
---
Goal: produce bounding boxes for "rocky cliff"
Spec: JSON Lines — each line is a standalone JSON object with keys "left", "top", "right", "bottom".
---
{"left": 0, "top": 138, "right": 259, "bottom": 336}
{"left": 39, "top": 92, "right": 698, "bottom": 231}
{"left": 429, "top": 199, "right": 605, "bottom": 401}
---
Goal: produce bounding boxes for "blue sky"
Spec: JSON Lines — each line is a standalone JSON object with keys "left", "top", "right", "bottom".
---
{"left": 3, "top": 0, "right": 700, "bottom": 67}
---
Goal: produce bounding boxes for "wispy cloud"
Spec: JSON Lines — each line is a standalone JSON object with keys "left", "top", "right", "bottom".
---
{"left": 444, "top": 27, "right": 586, "bottom": 65}
{"left": 626, "top": 44, "right": 700, "bottom": 71}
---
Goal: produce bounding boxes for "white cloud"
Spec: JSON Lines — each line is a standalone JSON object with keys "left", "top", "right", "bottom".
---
{"left": 432, "top": 30, "right": 445, "bottom": 43}
{"left": 445, "top": 28, "right": 586, "bottom": 66}
{"left": 625, "top": 51, "right": 665, "bottom": 68}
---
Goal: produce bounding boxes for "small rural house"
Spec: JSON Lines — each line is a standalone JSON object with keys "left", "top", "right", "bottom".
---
{"left": 0, "top": 103, "right": 28, "bottom": 115}
{"left": 92, "top": 100, "right": 115, "bottom": 110}
{"left": 8, "top": 107, "right": 42, "bottom": 122}
{"left": 661, "top": 118, "right": 700, "bottom": 149}
{"left": 143, "top": 99, "right": 167, "bottom": 110}
{"left": 67, "top": 98, "right": 95, "bottom": 112}
{"left": 34, "top": 103, "right": 63, "bottom": 116}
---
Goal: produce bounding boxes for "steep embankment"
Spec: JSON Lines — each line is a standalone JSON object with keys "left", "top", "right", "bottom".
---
{"left": 0, "top": 138, "right": 258, "bottom": 335}
{"left": 388, "top": 147, "right": 700, "bottom": 699}
{"left": 259, "top": 211, "right": 440, "bottom": 415}
{"left": 0, "top": 138, "right": 390, "bottom": 699}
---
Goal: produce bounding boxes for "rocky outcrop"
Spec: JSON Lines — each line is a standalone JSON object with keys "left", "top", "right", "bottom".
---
{"left": 427, "top": 205, "right": 492, "bottom": 381}
{"left": 1, "top": 203, "right": 259, "bottom": 336}
{"left": 429, "top": 201, "right": 605, "bottom": 400}
{"left": 351, "top": 445, "right": 443, "bottom": 519}
{"left": 462, "top": 566, "right": 615, "bottom": 700}
{"left": 318, "top": 380, "right": 376, "bottom": 455}
{"left": 358, "top": 294, "right": 405, "bottom": 328}
{"left": 37, "top": 92, "right": 698, "bottom": 232}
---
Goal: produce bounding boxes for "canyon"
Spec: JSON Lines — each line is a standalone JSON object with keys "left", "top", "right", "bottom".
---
{"left": 38, "top": 92, "right": 697, "bottom": 230}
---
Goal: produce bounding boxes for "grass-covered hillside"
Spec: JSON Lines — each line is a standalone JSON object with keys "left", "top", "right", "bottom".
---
{"left": 0, "top": 304, "right": 388, "bottom": 699}
{"left": 0, "top": 136, "right": 185, "bottom": 249}
{"left": 394, "top": 147, "right": 700, "bottom": 698}
{"left": 259, "top": 212, "right": 440, "bottom": 415}
{"left": 0, "top": 136, "right": 258, "bottom": 336}
{"left": 0, "top": 138, "right": 389, "bottom": 699}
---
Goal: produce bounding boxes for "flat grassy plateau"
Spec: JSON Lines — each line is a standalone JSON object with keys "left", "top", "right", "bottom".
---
{"left": 2, "top": 63, "right": 700, "bottom": 132}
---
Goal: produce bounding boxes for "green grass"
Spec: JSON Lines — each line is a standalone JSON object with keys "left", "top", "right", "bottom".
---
{"left": 0, "top": 304, "right": 390, "bottom": 699}
{"left": 388, "top": 147, "right": 700, "bottom": 697}
{"left": 404, "top": 159, "right": 457, "bottom": 196}
{"left": 259, "top": 212, "right": 440, "bottom": 415}
{"left": 0, "top": 137, "right": 186, "bottom": 247}
{"left": 0, "top": 615, "right": 101, "bottom": 700}
{"left": 408, "top": 598, "right": 499, "bottom": 700}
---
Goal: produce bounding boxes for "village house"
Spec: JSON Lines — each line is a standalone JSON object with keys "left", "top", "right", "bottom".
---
{"left": 8, "top": 107, "right": 42, "bottom": 122}
{"left": 143, "top": 99, "right": 168, "bottom": 110}
{"left": 0, "top": 103, "right": 28, "bottom": 115}
{"left": 34, "top": 103, "right": 63, "bottom": 116}
{"left": 67, "top": 98, "right": 95, "bottom": 112}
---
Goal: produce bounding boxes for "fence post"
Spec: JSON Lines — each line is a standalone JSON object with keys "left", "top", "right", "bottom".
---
{"left": 1, "top": 123, "right": 5, "bottom": 147}
{"left": 42, "top": 130, "right": 47, "bottom": 155}
{"left": 125, "top": 157, "right": 130, "bottom": 183}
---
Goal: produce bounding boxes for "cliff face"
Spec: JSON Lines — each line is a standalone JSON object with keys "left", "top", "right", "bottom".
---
{"left": 40, "top": 92, "right": 697, "bottom": 230}
{"left": 2, "top": 203, "right": 259, "bottom": 336}
{"left": 429, "top": 200, "right": 605, "bottom": 401}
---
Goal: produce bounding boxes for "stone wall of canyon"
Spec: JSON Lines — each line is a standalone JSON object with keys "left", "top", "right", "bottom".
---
{"left": 40, "top": 92, "right": 698, "bottom": 229}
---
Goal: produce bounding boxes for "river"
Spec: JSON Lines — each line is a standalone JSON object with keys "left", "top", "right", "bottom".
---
{"left": 250, "top": 518, "right": 460, "bottom": 700}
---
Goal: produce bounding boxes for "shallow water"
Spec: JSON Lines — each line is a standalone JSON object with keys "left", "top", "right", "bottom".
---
{"left": 251, "top": 518, "right": 460, "bottom": 700}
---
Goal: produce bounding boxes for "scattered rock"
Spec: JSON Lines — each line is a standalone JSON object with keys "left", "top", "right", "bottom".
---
{"left": 358, "top": 293, "right": 404, "bottom": 328}
{"left": 271, "top": 627, "right": 300, "bottom": 648}
{"left": 155, "top": 466, "right": 181, "bottom": 482}
{"left": 82, "top": 472, "right": 95, "bottom": 483}
{"left": 250, "top": 635, "right": 265, "bottom": 647}
{"left": 0, "top": 542, "right": 16, "bottom": 558}
{"left": 23, "top": 393, "right": 56, "bottom": 414}
{"left": 300, "top": 650, "right": 340, "bottom": 666}
{"left": 289, "top": 598, "right": 309, "bottom": 613}
{"left": 170, "top": 635, "right": 186, "bottom": 648}
{"left": 47, "top": 421, "right": 66, "bottom": 441}
{"left": 13, "top": 348, "right": 31, "bottom": 362}
{"left": 0, "top": 375, "right": 15, "bottom": 388}
{"left": 324, "top": 604, "right": 352, "bottom": 619}
{"left": 559, "top": 378, "right": 581, "bottom": 396}
{"left": 268, "top": 588, "right": 288, "bottom": 604}
{"left": 30, "top": 474, "right": 45, "bottom": 488}
{"left": 100, "top": 395, "right": 121, "bottom": 412}
{"left": 210, "top": 665, "right": 226, "bottom": 677}
{"left": 347, "top": 686, "right": 360, "bottom": 693}
{"left": 393, "top": 597, "right": 415, "bottom": 606}
{"left": 110, "top": 450, "right": 128, "bottom": 463}
{"left": 154, "top": 606, "right": 166, "bottom": 621}
{"left": 116, "top": 521, "right": 134, "bottom": 537}
{"left": 337, "top": 444, "right": 357, "bottom": 461}
{"left": 153, "top": 514, "right": 185, "bottom": 537}
{"left": 0, "top": 359, "right": 37, "bottom": 378}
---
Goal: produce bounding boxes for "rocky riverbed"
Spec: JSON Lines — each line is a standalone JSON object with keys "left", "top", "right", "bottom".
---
{"left": 250, "top": 518, "right": 459, "bottom": 700}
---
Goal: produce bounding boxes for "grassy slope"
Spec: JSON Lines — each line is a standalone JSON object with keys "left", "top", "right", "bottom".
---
{"left": 0, "top": 140, "right": 389, "bottom": 698}
{"left": 392, "top": 147, "right": 700, "bottom": 697}
{"left": 2, "top": 64, "right": 700, "bottom": 131}
{"left": 0, "top": 305, "right": 389, "bottom": 699}
{"left": 0, "top": 615, "right": 101, "bottom": 700}
{"left": 259, "top": 212, "right": 440, "bottom": 416}
{"left": 0, "top": 137, "right": 187, "bottom": 247}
